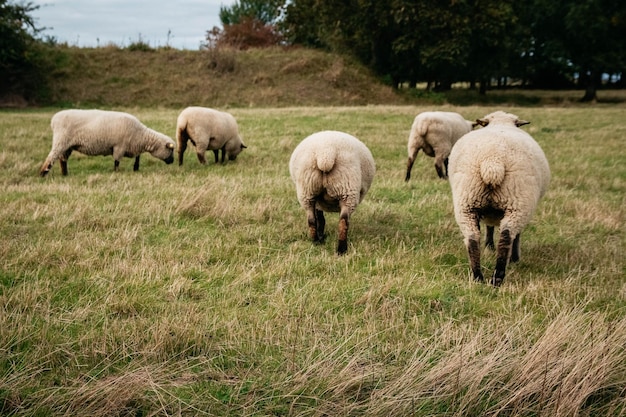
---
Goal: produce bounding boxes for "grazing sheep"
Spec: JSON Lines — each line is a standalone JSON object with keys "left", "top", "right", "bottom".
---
{"left": 405, "top": 111, "right": 475, "bottom": 180}
{"left": 448, "top": 111, "right": 550, "bottom": 286}
{"left": 40, "top": 109, "right": 175, "bottom": 176}
{"left": 289, "top": 131, "right": 376, "bottom": 255}
{"left": 176, "top": 106, "right": 247, "bottom": 165}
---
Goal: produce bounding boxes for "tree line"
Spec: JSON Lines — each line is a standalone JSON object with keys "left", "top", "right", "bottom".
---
{"left": 213, "top": 0, "right": 626, "bottom": 101}
{"left": 2, "top": 0, "right": 625, "bottom": 103}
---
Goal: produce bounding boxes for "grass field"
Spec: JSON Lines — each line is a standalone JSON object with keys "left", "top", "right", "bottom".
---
{"left": 1, "top": 105, "right": 624, "bottom": 416}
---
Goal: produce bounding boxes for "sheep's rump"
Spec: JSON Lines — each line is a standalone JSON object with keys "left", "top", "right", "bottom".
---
{"left": 289, "top": 131, "right": 375, "bottom": 213}
{"left": 451, "top": 129, "right": 548, "bottom": 222}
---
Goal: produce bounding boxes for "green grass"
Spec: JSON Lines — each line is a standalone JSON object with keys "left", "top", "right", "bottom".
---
{"left": 1, "top": 105, "right": 625, "bottom": 416}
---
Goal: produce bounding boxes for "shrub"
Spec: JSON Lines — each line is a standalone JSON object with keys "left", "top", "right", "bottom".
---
{"left": 205, "top": 17, "right": 283, "bottom": 50}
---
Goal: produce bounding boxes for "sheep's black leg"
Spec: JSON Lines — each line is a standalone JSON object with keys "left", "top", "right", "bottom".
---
{"left": 465, "top": 212, "right": 483, "bottom": 282}
{"left": 405, "top": 157, "right": 415, "bottom": 181}
{"left": 435, "top": 163, "right": 446, "bottom": 179}
{"left": 220, "top": 145, "right": 226, "bottom": 163}
{"left": 213, "top": 149, "right": 219, "bottom": 164}
{"left": 307, "top": 206, "right": 324, "bottom": 243}
{"left": 315, "top": 209, "right": 326, "bottom": 243}
{"left": 443, "top": 157, "right": 449, "bottom": 178}
{"left": 485, "top": 226, "right": 495, "bottom": 250}
{"left": 60, "top": 160, "right": 68, "bottom": 176}
{"left": 178, "top": 138, "right": 187, "bottom": 166}
{"left": 114, "top": 160, "right": 120, "bottom": 171}
{"left": 492, "top": 229, "right": 512, "bottom": 286}
{"left": 510, "top": 233, "right": 521, "bottom": 263}
{"left": 337, "top": 210, "right": 349, "bottom": 255}
{"left": 468, "top": 238, "right": 484, "bottom": 282}
{"left": 60, "top": 149, "right": 72, "bottom": 176}
{"left": 133, "top": 155, "right": 140, "bottom": 171}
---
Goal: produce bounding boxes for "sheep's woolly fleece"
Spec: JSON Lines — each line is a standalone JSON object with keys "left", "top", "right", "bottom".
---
{"left": 40, "top": 109, "right": 175, "bottom": 176}
{"left": 289, "top": 130, "right": 375, "bottom": 254}
{"left": 448, "top": 110, "right": 550, "bottom": 286}
{"left": 405, "top": 111, "right": 474, "bottom": 180}
{"left": 176, "top": 106, "right": 246, "bottom": 165}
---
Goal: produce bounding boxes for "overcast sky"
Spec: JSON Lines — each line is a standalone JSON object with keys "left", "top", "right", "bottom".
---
{"left": 30, "top": 1, "right": 236, "bottom": 50}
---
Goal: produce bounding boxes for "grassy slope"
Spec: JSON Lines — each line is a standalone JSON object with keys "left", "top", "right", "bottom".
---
{"left": 47, "top": 46, "right": 403, "bottom": 108}
{"left": 40, "top": 45, "right": 626, "bottom": 109}
{"left": 1, "top": 103, "right": 624, "bottom": 416}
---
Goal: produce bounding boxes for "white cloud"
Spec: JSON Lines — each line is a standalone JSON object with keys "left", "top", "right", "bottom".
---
{"left": 30, "top": 0, "right": 233, "bottom": 49}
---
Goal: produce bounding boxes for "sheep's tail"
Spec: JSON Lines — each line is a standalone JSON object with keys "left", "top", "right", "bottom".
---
{"left": 479, "top": 157, "right": 506, "bottom": 186}
{"left": 315, "top": 147, "right": 337, "bottom": 173}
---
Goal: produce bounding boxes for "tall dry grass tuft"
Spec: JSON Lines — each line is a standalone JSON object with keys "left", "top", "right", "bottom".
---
{"left": 362, "top": 308, "right": 626, "bottom": 416}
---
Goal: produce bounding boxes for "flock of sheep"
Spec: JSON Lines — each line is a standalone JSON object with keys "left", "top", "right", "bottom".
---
{"left": 39, "top": 107, "right": 550, "bottom": 286}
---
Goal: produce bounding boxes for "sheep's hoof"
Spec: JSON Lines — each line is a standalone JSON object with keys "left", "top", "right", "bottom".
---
{"left": 491, "top": 275, "right": 504, "bottom": 287}
{"left": 337, "top": 240, "right": 348, "bottom": 255}
{"left": 472, "top": 271, "right": 484, "bottom": 283}
{"left": 313, "top": 235, "right": 326, "bottom": 245}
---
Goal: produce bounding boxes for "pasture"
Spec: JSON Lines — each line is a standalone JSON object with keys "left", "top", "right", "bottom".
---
{"left": 1, "top": 105, "right": 624, "bottom": 416}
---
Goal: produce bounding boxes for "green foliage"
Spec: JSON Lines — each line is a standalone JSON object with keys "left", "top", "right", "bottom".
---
{"left": 281, "top": 0, "right": 626, "bottom": 98}
{"left": 0, "top": 0, "right": 68, "bottom": 103}
{"left": 209, "top": 0, "right": 286, "bottom": 49}
{"left": 219, "top": 0, "right": 284, "bottom": 25}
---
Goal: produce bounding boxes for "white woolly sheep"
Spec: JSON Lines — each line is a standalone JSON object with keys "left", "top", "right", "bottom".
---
{"left": 40, "top": 109, "right": 175, "bottom": 177}
{"left": 448, "top": 111, "right": 550, "bottom": 286}
{"left": 176, "top": 106, "right": 247, "bottom": 165}
{"left": 289, "top": 131, "right": 376, "bottom": 255}
{"left": 405, "top": 111, "right": 475, "bottom": 180}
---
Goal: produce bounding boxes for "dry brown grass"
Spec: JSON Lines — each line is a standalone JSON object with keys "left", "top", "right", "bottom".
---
{"left": 0, "top": 105, "right": 624, "bottom": 416}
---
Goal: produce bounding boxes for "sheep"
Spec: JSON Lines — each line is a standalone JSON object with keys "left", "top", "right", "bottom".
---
{"left": 289, "top": 131, "right": 376, "bottom": 255}
{"left": 39, "top": 109, "right": 175, "bottom": 177}
{"left": 405, "top": 111, "right": 475, "bottom": 181}
{"left": 447, "top": 111, "right": 550, "bottom": 286}
{"left": 176, "top": 106, "right": 247, "bottom": 165}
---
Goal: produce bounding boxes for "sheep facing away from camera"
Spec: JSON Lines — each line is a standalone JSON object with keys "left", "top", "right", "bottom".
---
{"left": 39, "top": 109, "right": 175, "bottom": 176}
{"left": 289, "top": 131, "right": 376, "bottom": 255}
{"left": 405, "top": 111, "right": 475, "bottom": 180}
{"left": 448, "top": 111, "right": 550, "bottom": 286}
{"left": 176, "top": 106, "right": 247, "bottom": 165}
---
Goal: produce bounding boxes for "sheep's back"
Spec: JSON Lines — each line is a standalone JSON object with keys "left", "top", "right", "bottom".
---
{"left": 178, "top": 107, "right": 239, "bottom": 144}
{"left": 51, "top": 110, "right": 143, "bottom": 149}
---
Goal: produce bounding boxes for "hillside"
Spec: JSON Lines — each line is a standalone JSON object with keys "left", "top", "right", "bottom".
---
{"left": 46, "top": 46, "right": 405, "bottom": 108}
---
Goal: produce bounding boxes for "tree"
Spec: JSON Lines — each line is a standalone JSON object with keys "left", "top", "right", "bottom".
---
{"left": 281, "top": 0, "right": 626, "bottom": 95}
{"left": 219, "top": 0, "right": 285, "bottom": 25}
{"left": 562, "top": 0, "right": 626, "bottom": 101}
{"left": 207, "top": 0, "right": 285, "bottom": 49}
{"left": 0, "top": 0, "right": 44, "bottom": 98}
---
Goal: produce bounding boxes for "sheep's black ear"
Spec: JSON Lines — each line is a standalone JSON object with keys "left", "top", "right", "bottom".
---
{"left": 476, "top": 118, "right": 489, "bottom": 127}
{"left": 516, "top": 119, "right": 530, "bottom": 127}
{"left": 241, "top": 144, "right": 247, "bottom": 149}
